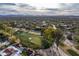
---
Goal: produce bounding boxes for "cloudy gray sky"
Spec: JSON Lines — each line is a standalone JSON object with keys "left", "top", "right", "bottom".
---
{"left": 0, "top": 3, "right": 79, "bottom": 16}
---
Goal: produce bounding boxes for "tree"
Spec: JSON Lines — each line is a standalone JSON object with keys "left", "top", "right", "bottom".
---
{"left": 43, "top": 26, "right": 56, "bottom": 40}
{"left": 0, "top": 24, "right": 6, "bottom": 30}
{"left": 42, "top": 25, "right": 64, "bottom": 49}
{"left": 42, "top": 26, "right": 56, "bottom": 48}
{"left": 53, "top": 29, "right": 63, "bottom": 46}
{"left": 8, "top": 35, "right": 19, "bottom": 43}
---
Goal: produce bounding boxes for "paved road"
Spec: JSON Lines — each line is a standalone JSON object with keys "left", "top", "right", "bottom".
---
{"left": 53, "top": 43, "right": 68, "bottom": 56}
{"left": 36, "top": 42, "right": 68, "bottom": 56}
{"left": 64, "top": 39, "right": 79, "bottom": 54}
{"left": 37, "top": 31, "right": 79, "bottom": 56}
{"left": 63, "top": 31, "right": 79, "bottom": 55}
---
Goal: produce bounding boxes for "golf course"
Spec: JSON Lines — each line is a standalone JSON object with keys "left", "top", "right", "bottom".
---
{"left": 14, "top": 31, "right": 43, "bottom": 49}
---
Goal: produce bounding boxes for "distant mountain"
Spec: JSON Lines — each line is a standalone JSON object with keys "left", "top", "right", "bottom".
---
{"left": 0, "top": 3, "right": 16, "bottom": 5}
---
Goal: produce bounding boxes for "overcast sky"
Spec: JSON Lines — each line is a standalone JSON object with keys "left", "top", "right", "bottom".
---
{"left": 0, "top": 3, "right": 79, "bottom": 16}
{"left": 0, "top": 0, "right": 68, "bottom": 8}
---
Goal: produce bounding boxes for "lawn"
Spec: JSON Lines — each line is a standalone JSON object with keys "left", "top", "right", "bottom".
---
{"left": 75, "top": 45, "right": 79, "bottom": 50}
{"left": 67, "top": 49, "right": 79, "bottom": 56}
{"left": 14, "top": 31, "right": 42, "bottom": 49}
{"left": 74, "top": 35, "right": 79, "bottom": 43}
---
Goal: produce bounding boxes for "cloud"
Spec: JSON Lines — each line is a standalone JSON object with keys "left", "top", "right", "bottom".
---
{"left": 0, "top": 3, "right": 58, "bottom": 15}
{"left": 60, "top": 3, "right": 79, "bottom": 9}
{"left": 0, "top": 3, "right": 79, "bottom": 16}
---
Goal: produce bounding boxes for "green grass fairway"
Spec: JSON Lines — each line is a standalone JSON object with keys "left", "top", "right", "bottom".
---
{"left": 14, "top": 31, "right": 42, "bottom": 49}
